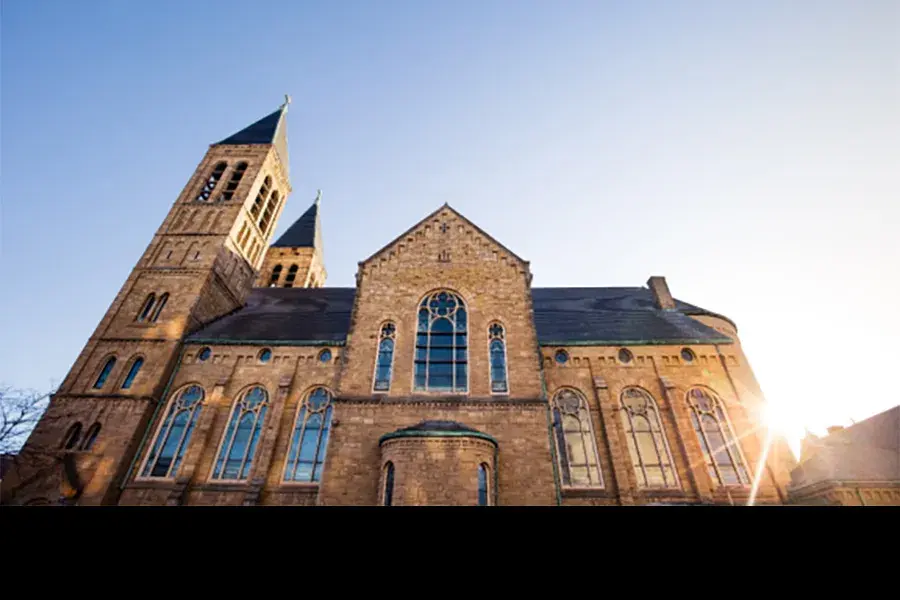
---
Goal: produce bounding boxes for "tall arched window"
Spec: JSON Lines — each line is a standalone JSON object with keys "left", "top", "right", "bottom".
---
{"left": 136, "top": 293, "right": 156, "bottom": 322}
{"left": 551, "top": 388, "right": 603, "bottom": 487}
{"left": 414, "top": 291, "right": 467, "bottom": 392}
{"left": 195, "top": 161, "right": 227, "bottom": 202}
{"left": 212, "top": 386, "right": 269, "bottom": 481}
{"left": 121, "top": 357, "right": 144, "bottom": 390}
{"left": 220, "top": 162, "right": 248, "bottom": 202}
{"left": 258, "top": 190, "right": 280, "bottom": 235}
{"left": 488, "top": 323, "right": 508, "bottom": 393}
{"left": 250, "top": 176, "right": 272, "bottom": 219}
{"left": 283, "top": 264, "right": 298, "bottom": 288}
{"left": 149, "top": 293, "right": 168, "bottom": 322}
{"left": 80, "top": 423, "right": 101, "bottom": 451}
{"left": 268, "top": 264, "right": 283, "bottom": 286}
{"left": 477, "top": 463, "right": 490, "bottom": 506}
{"left": 284, "top": 387, "right": 333, "bottom": 483}
{"left": 140, "top": 385, "right": 205, "bottom": 478}
{"left": 93, "top": 357, "right": 116, "bottom": 389}
{"left": 383, "top": 461, "right": 395, "bottom": 506}
{"left": 687, "top": 387, "right": 751, "bottom": 486}
{"left": 61, "top": 422, "right": 82, "bottom": 450}
{"left": 620, "top": 387, "right": 678, "bottom": 488}
{"left": 373, "top": 323, "right": 396, "bottom": 391}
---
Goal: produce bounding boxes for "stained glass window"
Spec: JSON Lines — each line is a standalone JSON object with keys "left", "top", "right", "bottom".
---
{"left": 478, "top": 463, "right": 490, "bottom": 506}
{"left": 687, "top": 387, "right": 751, "bottom": 486}
{"left": 552, "top": 388, "right": 603, "bottom": 487}
{"left": 212, "top": 386, "right": 268, "bottom": 481}
{"left": 383, "top": 461, "right": 395, "bottom": 506}
{"left": 414, "top": 291, "right": 467, "bottom": 392}
{"left": 284, "top": 388, "right": 333, "bottom": 483}
{"left": 488, "top": 323, "right": 508, "bottom": 393}
{"left": 141, "top": 385, "right": 204, "bottom": 479}
{"left": 620, "top": 388, "right": 679, "bottom": 488}
{"left": 374, "top": 323, "right": 396, "bottom": 391}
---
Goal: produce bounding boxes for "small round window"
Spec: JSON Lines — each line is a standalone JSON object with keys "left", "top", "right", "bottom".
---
{"left": 258, "top": 348, "right": 272, "bottom": 363}
{"left": 318, "top": 349, "right": 332, "bottom": 363}
{"left": 554, "top": 349, "right": 569, "bottom": 364}
{"left": 618, "top": 348, "right": 634, "bottom": 364}
{"left": 198, "top": 347, "right": 212, "bottom": 362}
{"left": 681, "top": 348, "right": 695, "bottom": 363}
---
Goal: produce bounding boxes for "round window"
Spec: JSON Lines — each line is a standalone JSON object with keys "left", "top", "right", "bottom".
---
{"left": 554, "top": 349, "right": 569, "bottom": 364}
{"left": 198, "top": 347, "right": 212, "bottom": 362}
{"left": 618, "top": 348, "right": 634, "bottom": 364}
{"left": 258, "top": 348, "right": 272, "bottom": 363}
{"left": 681, "top": 348, "right": 695, "bottom": 363}
{"left": 319, "top": 349, "right": 332, "bottom": 363}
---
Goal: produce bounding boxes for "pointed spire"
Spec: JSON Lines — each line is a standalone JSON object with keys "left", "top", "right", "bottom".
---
{"left": 272, "top": 192, "right": 323, "bottom": 252}
{"left": 315, "top": 189, "right": 322, "bottom": 206}
{"left": 215, "top": 100, "right": 290, "bottom": 179}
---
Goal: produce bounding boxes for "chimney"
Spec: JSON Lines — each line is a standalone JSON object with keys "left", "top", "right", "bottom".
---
{"left": 647, "top": 276, "right": 676, "bottom": 310}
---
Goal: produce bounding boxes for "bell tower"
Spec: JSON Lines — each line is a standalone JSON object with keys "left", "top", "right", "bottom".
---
{"left": 1, "top": 100, "right": 294, "bottom": 506}
{"left": 254, "top": 190, "right": 327, "bottom": 289}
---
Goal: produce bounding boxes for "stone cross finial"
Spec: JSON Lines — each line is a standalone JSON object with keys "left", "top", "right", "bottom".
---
{"left": 315, "top": 189, "right": 322, "bottom": 205}
{"left": 284, "top": 94, "right": 292, "bottom": 106}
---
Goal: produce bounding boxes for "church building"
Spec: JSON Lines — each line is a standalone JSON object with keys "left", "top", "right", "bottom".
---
{"left": 1, "top": 101, "right": 797, "bottom": 506}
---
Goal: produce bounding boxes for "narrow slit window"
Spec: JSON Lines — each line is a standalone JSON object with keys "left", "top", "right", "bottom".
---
{"left": 373, "top": 323, "right": 396, "bottom": 391}
{"left": 195, "top": 161, "right": 227, "bottom": 202}
{"left": 220, "top": 162, "right": 248, "bottom": 202}
{"left": 140, "top": 385, "right": 205, "bottom": 479}
{"left": 250, "top": 177, "right": 271, "bottom": 219}
{"left": 93, "top": 357, "right": 116, "bottom": 389}
{"left": 258, "top": 190, "right": 279, "bottom": 235}
{"left": 136, "top": 293, "right": 156, "bottom": 322}
{"left": 121, "top": 357, "right": 144, "bottom": 390}
{"left": 61, "top": 422, "right": 83, "bottom": 450}
{"left": 383, "top": 461, "right": 395, "bottom": 506}
{"left": 414, "top": 291, "right": 468, "bottom": 393}
{"left": 149, "top": 293, "right": 168, "bottom": 322}
{"left": 212, "top": 386, "right": 269, "bottom": 481}
{"left": 283, "top": 388, "right": 333, "bottom": 483}
{"left": 488, "top": 323, "right": 508, "bottom": 393}
{"left": 478, "top": 463, "right": 490, "bottom": 506}
{"left": 80, "top": 423, "right": 101, "bottom": 451}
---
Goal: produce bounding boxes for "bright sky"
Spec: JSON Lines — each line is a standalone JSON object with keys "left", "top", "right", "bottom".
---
{"left": 2, "top": 1, "right": 898, "bottom": 457}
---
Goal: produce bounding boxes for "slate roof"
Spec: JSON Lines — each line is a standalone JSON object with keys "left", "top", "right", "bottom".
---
{"left": 395, "top": 420, "right": 482, "bottom": 434}
{"left": 188, "top": 286, "right": 732, "bottom": 346}
{"left": 187, "top": 287, "right": 354, "bottom": 345}
{"left": 215, "top": 104, "right": 290, "bottom": 180}
{"left": 790, "top": 406, "right": 900, "bottom": 489}
{"left": 273, "top": 201, "right": 320, "bottom": 248}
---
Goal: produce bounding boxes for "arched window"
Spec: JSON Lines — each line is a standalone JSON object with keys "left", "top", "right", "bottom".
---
{"left": 195, "top": 161, "right": 227, "bottom": 202}
{"left": 61, "top": 422, "right": 82, "bottom": 450}
{"left": 383, "top": 461, "right": 395, "bottom": 506}
{"left": 212, "top": 386, "right": 269, "bottom": 481}
{"left": 551, "top": 388, "right": 603, "bottom": 487}
{"left": 258, "top": 190, "right": 280, "bottom": 235}
{"left": 121, "top": 357, "right": 144, "bottom": 390}
{"left": 283, "top": 387, "right": 333, "bottom": 483}
{"left": 488, "top": 323, "right": 508, "bottom": 393}
{"left": 250, "top": 176, "right": 272, "bottom": 219}
{"left": 283, "top": 264, "right": 298, "bottom": 288}
{"left": 80, "top": 423, "right": 101, "bottom": 451}
{"left": 93, "top": 357, "right": 116, "bottom": 389}
{"left": 220, "top": 162, "right": 248, "bottom": 202}
{"left": 140, "top": 385, "right": 205, "bottom": 479}
{"left": 687, "top": 388, "right": 751, "bottom": 486}
{"left": 414, "top": 291, "right": 468, "bottom": 392}
{"left": 373, "top": 323, "right": 396, "bottom": 391}
{"left": 478, "top": 463, "right": 490, "bottom": 506}
{"left": 149, "top": 293, "right": 168, "bottom": 323}
{"left": 136, "top": 293, "right": 156, "bottom": 322}
{"left": 268, "top": 264, "right": 283, "bottom": 286}
{"left": 620, "top": 387, "right": 678, "bottom": 488}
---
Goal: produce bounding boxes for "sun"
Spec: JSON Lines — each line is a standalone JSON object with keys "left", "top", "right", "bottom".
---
{"left": 760, "top": 400, "right": 806, "bottom": 460}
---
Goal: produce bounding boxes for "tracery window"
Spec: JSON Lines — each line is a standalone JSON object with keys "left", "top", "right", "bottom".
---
{"left": 687, "top": 387, "right": 751, "bottom": 486}
{"left": 488, "top": 323, "right": 508, "bottom": 393}
{"left": 373, "top": 322, "right": 396, "bottom": 391}
{"left": 140, "top": 385, "right": 205, "bottom": 479}
{"left": 620, "top": 387, "right": 678, "bottom": 488}
{"left": 414, "top": 291, "right": 467, "bottom": 392}
{"left": 551, "top": 388, "right": 603, "bottom": 487}
{"left": 212, "top": 386, "right": 268, "bottom": 481}
{"left": 283, "top": 387, "right": 333, "bottom": 483}
{"left": 195, "top": 161, "right": 227, "bottom": 202}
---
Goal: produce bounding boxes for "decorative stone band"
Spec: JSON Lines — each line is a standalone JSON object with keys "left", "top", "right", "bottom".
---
{"left": 378, "top": 429, "right": 499, "bottom": 448}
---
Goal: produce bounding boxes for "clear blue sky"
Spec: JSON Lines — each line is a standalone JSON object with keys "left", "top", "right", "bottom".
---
{"left": 2, "top": 1, "right": 897, "bottom": 454}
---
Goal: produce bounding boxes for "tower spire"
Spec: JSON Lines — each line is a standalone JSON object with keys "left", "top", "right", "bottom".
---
{"left": 315, "top": 189, "right": 322, "bottom": 205}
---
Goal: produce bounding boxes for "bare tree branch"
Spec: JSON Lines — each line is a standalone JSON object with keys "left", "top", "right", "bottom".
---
{"left": 0, "top": 384, "right": 58, "bottom": 454}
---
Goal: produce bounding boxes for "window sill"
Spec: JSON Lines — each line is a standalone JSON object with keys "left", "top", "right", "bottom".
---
{"left": 561, "top": 486, "right": 612, "bottom": 498}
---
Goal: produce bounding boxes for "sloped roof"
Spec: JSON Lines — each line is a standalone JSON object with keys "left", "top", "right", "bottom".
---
{"left": 215, "top": 104, "right": 290, "bottom": 179}
{"left": 790, "top": 406, "right": 900, "bottom": 488}
{"left": 273, "top": 201, "right": 320, "bottom": 249}
{"left": 188, "top": 286, "right": 732, "bottom": 346}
